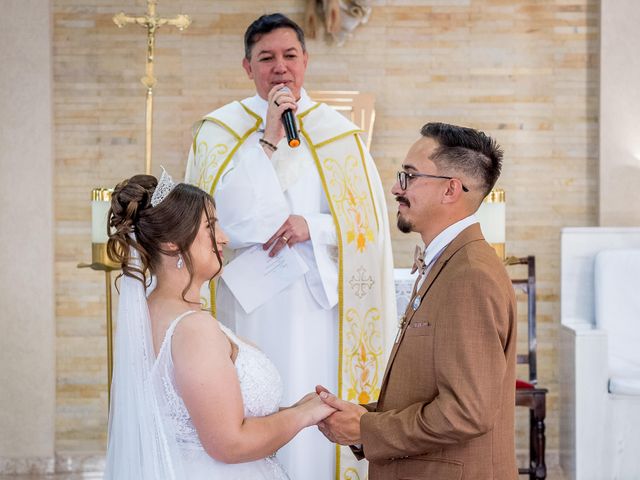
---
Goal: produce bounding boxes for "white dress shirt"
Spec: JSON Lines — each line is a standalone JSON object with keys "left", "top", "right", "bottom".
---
{"left": 417, "top": 214, "right": 479, "bottom": 289}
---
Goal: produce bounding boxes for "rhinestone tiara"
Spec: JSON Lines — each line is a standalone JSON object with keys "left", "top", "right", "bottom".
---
{"left": 150, "top": 166, "right": 176, "bottom": 207}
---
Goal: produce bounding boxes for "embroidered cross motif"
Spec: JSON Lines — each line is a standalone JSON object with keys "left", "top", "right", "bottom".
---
{"left": 349, "top": 266, "right": 374, "bottom": 298}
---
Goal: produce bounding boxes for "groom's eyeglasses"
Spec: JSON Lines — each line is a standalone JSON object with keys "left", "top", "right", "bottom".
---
{"left": 396, "top": 171, "right": 469, "bottom": 192}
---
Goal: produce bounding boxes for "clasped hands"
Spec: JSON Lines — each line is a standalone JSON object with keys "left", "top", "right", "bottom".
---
{"left": 292, "top": 386, "right": 366, "bottom": 445}
{"left": 263, "top": 215, "right": 310, "bottom": 257}
{"left": 315, "top": 384, "right": 367, "bottom": 446}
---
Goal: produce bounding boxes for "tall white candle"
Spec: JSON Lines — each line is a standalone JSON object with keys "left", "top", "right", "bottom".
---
{"left": 476, "top": 188, "right": 506, "bottom": 244}
{"left": 91, "top": 189, "right": 113, "bottom": 244}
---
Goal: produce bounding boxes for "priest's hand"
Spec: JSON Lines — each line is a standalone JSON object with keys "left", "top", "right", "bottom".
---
{"left": 262, "top": 83, "right": 297, "bottom": 148}
{"left": 316, "top": 386, "right": 367, "bottom": 446}
{"left": 263, "top": 215, "right": 310, "bottom": 257}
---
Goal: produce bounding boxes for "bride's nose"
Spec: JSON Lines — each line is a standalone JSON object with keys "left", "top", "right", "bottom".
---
{"left": 217, "top": 226, "right": 229, "bottom": 246}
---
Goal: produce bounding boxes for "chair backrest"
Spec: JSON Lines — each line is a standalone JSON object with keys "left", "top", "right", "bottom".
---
{"left": 594, "top": 249, "right": 640, "bottom": 377}
{"left": 308, "top": 90, "right": 376, "bottom": 150}
{"left": 507, "top": 255, "right": 538, "bottom": 384}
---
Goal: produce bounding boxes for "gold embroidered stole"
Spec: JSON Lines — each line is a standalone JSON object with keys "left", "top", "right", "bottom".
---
{"left": 186, "top": 101, "right": 262, "bottom": 311}
{"left": 300, "top": 104, "right": 384, "bottom": 480}
{"left": 188, "top": 102, "right": 386, "bottom": 480}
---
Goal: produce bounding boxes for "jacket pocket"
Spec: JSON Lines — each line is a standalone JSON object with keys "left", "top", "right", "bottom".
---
{"left": 397, "top": 457, "right": 463, "bottom": 480}
{"left": 404, "top": 321, "right": 434, "bottom": 337}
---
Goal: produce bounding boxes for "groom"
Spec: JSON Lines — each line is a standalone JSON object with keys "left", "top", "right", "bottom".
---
{"left": 317, "top": 122, "right": 518, "bottom": 479}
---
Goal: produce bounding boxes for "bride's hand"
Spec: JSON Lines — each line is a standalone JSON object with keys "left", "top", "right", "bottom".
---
{"left": 295, "top": 393, "right": 336, "bottom": 426}
{"left": 290, "top": 392, "right": 317, "bottom": 408}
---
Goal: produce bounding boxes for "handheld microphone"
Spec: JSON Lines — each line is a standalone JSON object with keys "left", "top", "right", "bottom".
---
{"left": 280, "top": 87, "right": 300, "bottom": 148}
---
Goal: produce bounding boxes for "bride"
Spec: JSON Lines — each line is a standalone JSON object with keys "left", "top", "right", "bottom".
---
{"left": 103, "top": 171, "right": 334, "bottom": 479}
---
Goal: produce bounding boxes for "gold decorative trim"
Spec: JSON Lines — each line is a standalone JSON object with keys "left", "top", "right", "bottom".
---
{"left": 299, "top": 126, "right": 345, "bottom": 379}
{"left": 355, "top": 134, "right": 379, "bottom": 232}
{"left": 313, "top": 129, "right": 363, "bottom": 150}
{"left": 191, "top": 121, "right": 205, "bottom": 157}
{"left": 208, "top": 122, "right": 261, "bottom": 197}
{"left": 200, "top": 104, "right": 263, "bottom": 316}
{"left": 202, "top": 116, "right": 241, "bottom": 141}
{"left": 298, "top": 101, "right": 322, "bottom": 120}
{"left": 239, "top": 101, "right": 263, "bottom": 122}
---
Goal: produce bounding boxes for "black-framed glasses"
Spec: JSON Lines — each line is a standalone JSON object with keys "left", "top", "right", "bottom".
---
{"left": 396, "top": 170, "right": 469, "bottom": 192}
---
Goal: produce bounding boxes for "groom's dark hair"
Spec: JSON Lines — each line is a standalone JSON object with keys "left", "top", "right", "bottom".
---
{"left": 420, "top": 122, "right": 503, "bottom": 200}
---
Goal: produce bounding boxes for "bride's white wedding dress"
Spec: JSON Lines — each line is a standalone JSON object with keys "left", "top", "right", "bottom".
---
{"left": 152, "top": 310, "right": 290, "bottom": 479}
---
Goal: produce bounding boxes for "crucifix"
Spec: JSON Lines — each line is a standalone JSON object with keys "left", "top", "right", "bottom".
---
{"left": 113, "top": 0, "right": 191, "bottom": 174}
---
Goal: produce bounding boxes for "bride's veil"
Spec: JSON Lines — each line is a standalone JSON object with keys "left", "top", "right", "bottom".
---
{"left": 104, "top": 242, "right": 184, "bottom": 479}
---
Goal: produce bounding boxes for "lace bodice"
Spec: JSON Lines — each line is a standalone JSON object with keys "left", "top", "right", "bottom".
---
{"left": 152, "top": 311, "right": 284, "bottom": 447}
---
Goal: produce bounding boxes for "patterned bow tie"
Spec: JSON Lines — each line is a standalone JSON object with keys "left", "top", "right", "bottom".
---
{"left": 411, "top": 245, "right": 425, "bottom": 274}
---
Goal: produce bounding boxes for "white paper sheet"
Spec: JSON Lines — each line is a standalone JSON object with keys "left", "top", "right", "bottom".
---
{"left": 220, "top": 244, "right": 309, "bottom": 314}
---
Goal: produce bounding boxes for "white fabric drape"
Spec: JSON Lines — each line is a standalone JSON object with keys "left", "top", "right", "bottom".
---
{"left": 104, "top": 244, "right": 185, "bottom": 479}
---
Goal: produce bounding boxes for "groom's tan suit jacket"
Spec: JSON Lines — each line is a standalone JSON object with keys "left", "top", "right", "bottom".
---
{"left": 356, "top": 224, "right": 518, "bottom": 479}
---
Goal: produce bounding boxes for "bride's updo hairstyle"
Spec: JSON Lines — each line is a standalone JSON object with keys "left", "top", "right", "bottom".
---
{"left": 107, "top": 174, "right": 220, "bottom": 299}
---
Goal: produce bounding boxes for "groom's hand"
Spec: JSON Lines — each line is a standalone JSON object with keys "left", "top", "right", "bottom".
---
{"left": 316, "top": 390, "right": 366, "bottom": 445}
{"left": 315, "top": 384, "right": 330, "bottom": 395}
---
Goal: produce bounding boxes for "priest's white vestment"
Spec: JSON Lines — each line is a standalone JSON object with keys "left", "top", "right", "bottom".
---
{"left": 185, "top": 89, "right": 396, "bottom": 480}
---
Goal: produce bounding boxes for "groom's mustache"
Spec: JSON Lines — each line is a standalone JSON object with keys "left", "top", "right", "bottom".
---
{"left": 395, "top": 195, "right": 410, "bottom": 208}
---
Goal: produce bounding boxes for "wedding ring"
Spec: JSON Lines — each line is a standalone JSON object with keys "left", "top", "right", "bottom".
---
{"left": 274, "top": 99, "right": 280, "bottom": 106}
{"left": 281, "top": 235, "right": 289, "bottom": 243}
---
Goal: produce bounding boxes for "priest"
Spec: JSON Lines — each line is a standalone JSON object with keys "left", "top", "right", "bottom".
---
{"left": 185, "top": 13, "right": 396, "bottom": 479}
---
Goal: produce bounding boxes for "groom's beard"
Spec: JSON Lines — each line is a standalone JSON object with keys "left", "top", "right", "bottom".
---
{"left": 395, "top": 195, "right": 413, "bottom": 233}
{"left": 397, "top": 216, "right": 413, "bottom": 234}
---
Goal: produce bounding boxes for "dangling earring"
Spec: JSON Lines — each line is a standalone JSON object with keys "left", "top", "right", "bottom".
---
{"left": 176, "top": 254, "right": 184, "bottom": 269}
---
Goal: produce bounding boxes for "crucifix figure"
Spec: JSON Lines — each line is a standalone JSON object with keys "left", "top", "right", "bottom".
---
{"left": 113, "top": 0, "right": 191, "bottom": 174}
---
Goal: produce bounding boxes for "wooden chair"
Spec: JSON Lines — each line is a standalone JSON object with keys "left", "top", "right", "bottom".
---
{"left": 506, "top": 255, "right": 548, "bottom": 480}
{"left": 308, "top": 90, "right": 376, "bottom": 150}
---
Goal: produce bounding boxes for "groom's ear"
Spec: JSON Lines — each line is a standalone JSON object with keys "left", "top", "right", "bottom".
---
{"left": 316, "top": 385, "right": 330, "bottom": 395}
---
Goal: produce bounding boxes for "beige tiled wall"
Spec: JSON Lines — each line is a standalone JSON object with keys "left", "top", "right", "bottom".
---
{"left": 53, "top": 0, "right": 599, "bottom": 467}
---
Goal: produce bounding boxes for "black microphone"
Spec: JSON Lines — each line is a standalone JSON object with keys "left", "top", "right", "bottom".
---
{"left": 280, "top": 87, "right": 300, "bottom": 148}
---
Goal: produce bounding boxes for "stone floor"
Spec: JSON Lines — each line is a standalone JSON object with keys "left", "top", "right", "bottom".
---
{"left": 0, "top": 466, "right": 569, "bottom": 480}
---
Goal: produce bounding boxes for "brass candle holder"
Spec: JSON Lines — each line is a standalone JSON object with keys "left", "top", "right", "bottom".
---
{"left": 78, "top": 188, "right": 119, "bottom": 409}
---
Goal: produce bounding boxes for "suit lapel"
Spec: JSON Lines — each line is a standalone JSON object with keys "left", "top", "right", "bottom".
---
{"left": 376, "top": 224, "right": 485, "bottom": 406}
{"left": 415, "top": 222, "right": 485, "bottom": 307}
